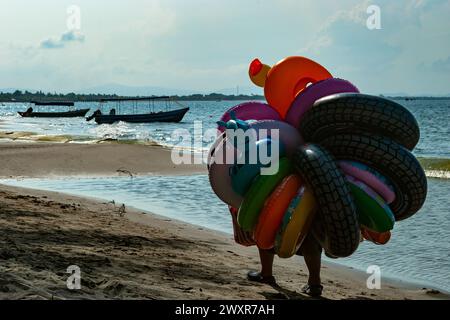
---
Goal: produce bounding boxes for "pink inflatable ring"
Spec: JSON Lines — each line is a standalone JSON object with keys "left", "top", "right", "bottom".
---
{"left": 218, "top": 102, "right": 282, "bottom": 133}
{"left": 339, "top": 161, "right": 396, "bottom": 204}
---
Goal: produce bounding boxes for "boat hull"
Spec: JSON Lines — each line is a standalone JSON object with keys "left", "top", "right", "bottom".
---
{"left": 94, "top": 107, "right": 189, "bottom": 124}
{"left": 18, "top": 108, "right": 90, "bottom": 118}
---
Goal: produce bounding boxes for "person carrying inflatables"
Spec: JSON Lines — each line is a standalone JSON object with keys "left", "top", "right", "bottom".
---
{"left": 211, "top": 56, "right": 426, "bottom": 300}
{"left": 229, "top": 207, "right": 324, "bottom": 297}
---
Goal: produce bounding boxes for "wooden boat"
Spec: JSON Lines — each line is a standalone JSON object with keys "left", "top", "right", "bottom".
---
{"left": 93, "top": 107, "right": 189, "bottom": 124}
{"left": 30, "top": 101, "right": 75, "bottom": 106}
{"left": 18, "top": 108, "right": 90, "bottom": 118}
{"left": 18, "top": 100, "right": 89, "bottom": 118}
{"left": 89, "top": 96, "right": 189, "bottom": 124}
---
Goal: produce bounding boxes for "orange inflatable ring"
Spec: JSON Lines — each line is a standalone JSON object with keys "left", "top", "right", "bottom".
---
{"left": 361, "top": 227, "right": 391, "bottom": 245}
{"left": 254, "top": 174, "right": 302, "bottom": 250}
{"left": 262, "top": 56, "right": 332, "bottom": 118}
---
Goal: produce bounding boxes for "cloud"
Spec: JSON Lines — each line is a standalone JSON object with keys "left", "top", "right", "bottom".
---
{"left": 298, "top": 0, "right": 371, "bottom": 55}
{"left": 40, "top": 30, "right": 85, "bottom": 49}
{"left": 2, "top": 0, "right": 449, "bottom": 95}
{"left": 299, "top": 36, "right": 333, "bottom": 55}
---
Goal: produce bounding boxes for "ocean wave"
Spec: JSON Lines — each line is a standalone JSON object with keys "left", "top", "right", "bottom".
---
{"left": 0, "top": 130, "right": 162, "bottom": 146}
{"left": 418, "top": 158, "right": 450, "bottom": 179}
{"left": 424, "top": 170, "right": 450, "bottom": 179}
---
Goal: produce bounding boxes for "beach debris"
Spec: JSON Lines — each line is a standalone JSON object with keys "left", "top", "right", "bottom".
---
{"left": 425, "top": 289, "right": 441, "bottom": 295}
{"left": 116, "top": 167, "right": 134, "bottom": 177}
{"left": 118, "top": 204, "right": 126, "bottom": 216}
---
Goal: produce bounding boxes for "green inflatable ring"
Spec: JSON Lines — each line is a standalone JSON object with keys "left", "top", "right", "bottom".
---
{"left": 238, "top": 158, "right": 293, "bottom": 231}
{"left": 347, "top": 175, "right": 395, "bottom": 232}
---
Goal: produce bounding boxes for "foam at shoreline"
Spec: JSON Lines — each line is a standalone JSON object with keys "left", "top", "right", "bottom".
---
{"left": 0, "top": 130, "right": 163, "bottom": 147}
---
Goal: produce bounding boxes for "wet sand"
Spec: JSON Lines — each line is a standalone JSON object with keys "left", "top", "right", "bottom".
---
{"left": 0, "top": 141, "right": 205, "bottom": 178}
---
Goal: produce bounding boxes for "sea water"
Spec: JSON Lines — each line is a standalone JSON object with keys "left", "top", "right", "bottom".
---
{"left": 1, "top": 175, "right": 449, "bottom": 293}
{"left": 1, "top": 99, "right": 450, "bottom": 159}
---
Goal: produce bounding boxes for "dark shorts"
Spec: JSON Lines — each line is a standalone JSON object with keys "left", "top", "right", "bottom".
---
{"left": 295, "top": 233, "right": 322, "bottom": 256}
{"left": 268, "top": 233, "right": 322, "bottom": 256}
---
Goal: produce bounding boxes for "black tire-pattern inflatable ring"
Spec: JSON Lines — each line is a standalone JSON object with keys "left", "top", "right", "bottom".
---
{"left": 299, "top": 93, "right": 420, "bottom": 150}
{"left": 319, "top": 133, "right": 427, "bottom": 221}
{"left": 294, "top": 144, "right": 360, "bottom": 257}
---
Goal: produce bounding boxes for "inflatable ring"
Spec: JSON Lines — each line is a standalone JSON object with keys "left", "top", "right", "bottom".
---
{"left": 320, "top": 133, "right": 427, "bottom": 221}
{"left": 207, "top": 131, "right": 226, "bottom": 170}
{"left": 299, "top": 93, "right": 420, "bottom": 150}
{"left": 208, "top": 121, "right": 297, "bottom": 206}
{"left": 293, "top": 144, "right": 360, "bottom": 257}
{"left": 238, "top": 158, "right": 293, "bottom": 231}
{"left": 254, "top": 174, "right": 302, "bottom": 250}
{"left": 248, "top": 120, "right": 304, "bottom": 156}
{"left": 308, "top": 213, "right": 339, "bottom": 259}
{"left": 285, "top": 78, "right": 359, "bottom": 128}
{"left": 347, "top": 175, "right": 395, "bottom": 232}
{"left": 361, "top": 228, "right": 391, "bottom": 245}
{"left": 264, "top": 56, "right": 332, "bottom": 118}
{"left": 218, "top": 102, "right": 282, "bottom": 133}
{"left": 275, "top": 187, "right": 317, "bottom": 258}
{"left": 213, "top": 120, "right": 303, "bottom": 158}
{"left": 208, "top": 138, "right": 243, "bottom": 208}
{"left": 231, "top": 139, "right": 286, "bottom": 196}
{"left": 339, "top": 161, "right": 396, "bottom": 204}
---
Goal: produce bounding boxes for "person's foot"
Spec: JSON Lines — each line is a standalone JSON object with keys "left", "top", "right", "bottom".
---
{"left": 247, "top": 271, "right": 276, "bottom": 285}
{"left": 301, "top": 284, "right": 323, "bottom": 297}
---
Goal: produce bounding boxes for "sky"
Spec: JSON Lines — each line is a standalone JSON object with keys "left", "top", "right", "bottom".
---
{"left": 0, "top": 0, "right": 449, "bottom": 95}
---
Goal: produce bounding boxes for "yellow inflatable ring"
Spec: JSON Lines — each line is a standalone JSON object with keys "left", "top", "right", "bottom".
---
{"left": 275, "top": 187, "right": 317, "bottom": 258}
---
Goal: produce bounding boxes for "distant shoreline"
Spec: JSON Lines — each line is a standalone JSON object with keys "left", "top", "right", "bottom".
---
{"left": 0, "top": 91, "right": 265, "bottom": 103}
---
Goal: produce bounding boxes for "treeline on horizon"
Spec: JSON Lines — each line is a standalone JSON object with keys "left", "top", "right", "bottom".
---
{"left": 0, "top": 90, "right": 265, "bottom": 102}
{"left": 1, "top": 90, "right": 449, "bottom": 103}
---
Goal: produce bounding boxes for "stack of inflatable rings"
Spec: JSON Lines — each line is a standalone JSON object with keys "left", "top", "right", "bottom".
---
{"left": 208, "top": 77, "right": 427, "bottom": 259}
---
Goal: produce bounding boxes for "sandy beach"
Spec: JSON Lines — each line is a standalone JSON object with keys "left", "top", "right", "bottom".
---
{"left": 0, "top": 140, "right": 205, "bottom": 178}
{"left": 0, "top": 140, "right": 448, "bottom": 300}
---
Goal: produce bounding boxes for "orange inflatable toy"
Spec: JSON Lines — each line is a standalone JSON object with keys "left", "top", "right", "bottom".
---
{"left": 361, "top": 228, "right": 391, "bottom": 245}
{"left": 248, "top": 58, "right": 271, "bottom": 87}
{"left": 249, "top": 56, "right": 332, "bottom": 118}
{"left": 254, "top": 174, "right": 302, "bottom": 250}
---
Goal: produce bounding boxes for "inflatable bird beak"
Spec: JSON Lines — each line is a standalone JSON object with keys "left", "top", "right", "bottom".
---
{"left": 249, "top": 58, "right": 271, "bottom": 88}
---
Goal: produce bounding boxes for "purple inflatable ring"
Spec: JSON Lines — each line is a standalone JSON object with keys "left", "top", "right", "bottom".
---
{"left": 248, "top": 120, "right": 303, "bottom": 157}
{"left": 285, "top": 78, "right": 359, "bottom": 128}
{"left": 218, "top": 102, "right": 282, "bottom": 133}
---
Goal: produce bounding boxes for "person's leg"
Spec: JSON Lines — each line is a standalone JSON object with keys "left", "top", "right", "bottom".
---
{"left": 258, "top": 248, "right": 275, "bottom": 277}
{"left": 302, "top": 242, "right": 322, "bottom": 286}
{"left": 300, "top": 234, "right": 323, "bottom": 296}
{"left": 247, "top": 248, "right": 276, "bottom": 284}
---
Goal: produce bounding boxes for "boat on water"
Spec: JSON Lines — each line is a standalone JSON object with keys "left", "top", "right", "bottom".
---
{"left": 30, "top": 101, "right": 75, "bottom": 106}
{"left": 87, "top": 96, "right": 189, "bottom": 124}
{"left": 92, "top": 107, "right": 189, "bottom": 124}
{"left": 18, "top": 101, "right": 89, "bottom": 118}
